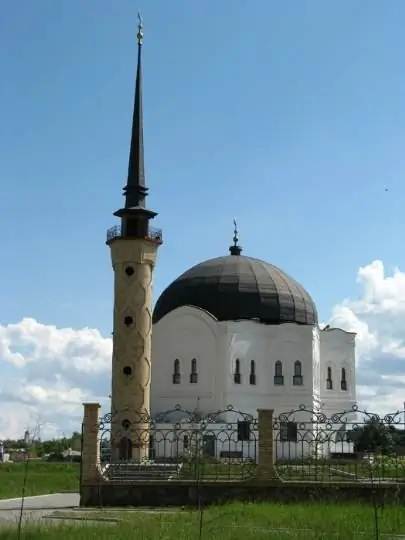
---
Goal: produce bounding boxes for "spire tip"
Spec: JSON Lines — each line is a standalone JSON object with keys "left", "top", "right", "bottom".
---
{"left": 229, "top": 219, "right": 242, "bottom": 256}
{"left": 137, "top": 12, "right": 144, "bottom": 44}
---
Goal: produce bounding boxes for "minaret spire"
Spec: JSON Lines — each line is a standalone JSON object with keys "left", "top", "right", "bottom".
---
{"left": 106, "top": 14, "right": 162, "bottom": 462}
{"left": 229, "top": 219, "right": 242, "bottom": 256}
{"left": 124, "top": 13, "right": 146, "bottom": 207}
{"left": 113, "top": 12, "right": 159, "bottom": 240}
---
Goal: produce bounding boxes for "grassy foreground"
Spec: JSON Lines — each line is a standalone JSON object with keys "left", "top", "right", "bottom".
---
{"left": 1, "top": 502, "right": 405, "bottom": 539}
{"left": 0, "top": 462, "right": 79, "bottom": 499}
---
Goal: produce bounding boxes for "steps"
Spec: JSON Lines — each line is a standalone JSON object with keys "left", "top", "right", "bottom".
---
{"left": 101, "top": 461, "right": 182, "bottom": 482}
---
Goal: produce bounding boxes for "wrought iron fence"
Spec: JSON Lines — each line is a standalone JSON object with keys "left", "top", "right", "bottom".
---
{"left": 273, "top": 404, "right": 405, "bottom": 484}
{"left": 98, "top": 405, "right": 258, "bottom": 482}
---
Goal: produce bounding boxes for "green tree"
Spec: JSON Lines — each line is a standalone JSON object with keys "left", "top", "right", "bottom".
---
{"left": 348, "top": 418, "right": 393, "bottom": 455}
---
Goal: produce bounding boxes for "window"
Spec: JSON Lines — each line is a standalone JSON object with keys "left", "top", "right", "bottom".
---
{"left": 121, "top": 419, "right": 131, "bottom": 430}
{"left": 280, "top": 422, "right": 298, "bottom": 442}
{"left": 341, "top": 368, "right": 347, "bottom": 391}
{"left": 237, "top": 421, "right": 251, "bottom": 441}
{"left": 326, "top": 366, "right": 333, "bottom": 390}
{"left": 249, "top": 360, "right": 256, "bottom": 385}
{"left": 190, "top": 358, "right": 198, "bottom": 384}
{"left": 172, "top": 359, "right": 181, "bottom": 384}
{"left": 183, "top": 435, "right": 189, "bottom": 449}
{"left": 234, "top": 359, "right": 241, "bottom": 384}
{"left": 293, "top": 361, "right": 303, "bottom": 386}
{"left": 274, "top": 361, "right": 284, "bottom": 385}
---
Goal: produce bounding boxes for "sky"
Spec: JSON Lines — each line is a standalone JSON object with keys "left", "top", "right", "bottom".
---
{"left": 1, "top": 0, "right": 405, "bottom": 439}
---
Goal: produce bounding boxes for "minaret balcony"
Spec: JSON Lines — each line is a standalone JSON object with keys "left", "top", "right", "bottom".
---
{"left": 106, "top": 224, "right": 163, "bottom": 244}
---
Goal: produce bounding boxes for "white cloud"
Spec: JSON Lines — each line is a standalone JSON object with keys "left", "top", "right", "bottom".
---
{"left": 0, "top": 318, "right": 111, "bottom": 439}
{"left": 0, "top": 260, "right": 405, "bottom": 438}
{"left": 329, "top": 260, "right": 405, "bottom": 414}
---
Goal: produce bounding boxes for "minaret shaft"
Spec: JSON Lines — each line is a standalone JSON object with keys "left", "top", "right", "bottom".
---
{"left": 109, "top": 239, "right": 158, "bottom": 460}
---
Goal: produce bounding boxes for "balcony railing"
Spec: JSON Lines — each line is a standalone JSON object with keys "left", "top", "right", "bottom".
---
{"left": 106, "top": 225, "right": 163, "bottom": 244}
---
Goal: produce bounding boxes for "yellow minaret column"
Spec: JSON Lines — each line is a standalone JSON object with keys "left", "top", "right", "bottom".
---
{"left": 106, "top": 14, "right": 162, "bottom": 462}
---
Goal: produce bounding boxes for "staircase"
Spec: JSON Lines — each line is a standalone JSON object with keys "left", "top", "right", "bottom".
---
{"left": 101, "top": 461, "right": 182, "bottom": 482}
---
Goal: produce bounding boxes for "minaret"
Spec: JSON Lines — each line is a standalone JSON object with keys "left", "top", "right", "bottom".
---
{"left": 106, "top": 14, "right": 162, "bottom": 461}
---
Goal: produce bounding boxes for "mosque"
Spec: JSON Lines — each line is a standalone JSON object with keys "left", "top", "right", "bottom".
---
{"left": 105, "top": 17, "right": 356, "bottom": 462}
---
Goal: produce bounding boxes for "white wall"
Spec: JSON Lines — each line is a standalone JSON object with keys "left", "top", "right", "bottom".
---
{"left": 152, "top": 306, "right": 319, "bottom": 419}
{"left": 151, "top": 306, "right": 357, "bottom": 461}
{"left": 319, "top": 328, "right": 356, "bottom": 417}
{"left": 223, "top": 320, "right": 315, "bottom": 419}
{"left": 151, "top": 306, "right": 222, "bottom": 416}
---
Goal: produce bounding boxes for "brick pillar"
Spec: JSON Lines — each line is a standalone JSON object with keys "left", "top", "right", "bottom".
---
{"left": 257, "top": 409, "right": 276, "bottom": 480}
{"left": 81, "top": 403, "right": 101, "bottom": 484}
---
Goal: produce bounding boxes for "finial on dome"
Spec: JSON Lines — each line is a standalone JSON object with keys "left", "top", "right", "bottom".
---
{"left": 137, "top": 12, "right": 144, "bottom": 45}
{"left": 229, "top": 219, "right": 242, "bottom": 256}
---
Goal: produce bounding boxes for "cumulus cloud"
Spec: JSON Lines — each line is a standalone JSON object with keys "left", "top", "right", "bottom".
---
{"left": 0, "top": 318, "right": 111, "bottom": 439}
{"left": 329, "top": 260, "right": 405, "bottom": 413}
{"left": 0, "top": 260, "right": 404, "bottom": 438}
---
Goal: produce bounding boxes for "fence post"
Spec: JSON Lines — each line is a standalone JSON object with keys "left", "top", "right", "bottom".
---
{"left": 81, "top": 402, "right": 101, "bottom": 484}
{"left": 257, "top": 409, "right": 276, "bottom": 481}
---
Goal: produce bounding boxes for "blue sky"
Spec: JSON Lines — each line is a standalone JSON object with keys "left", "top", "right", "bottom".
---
{"left": 1, "top": 0, "right": 404, "bottom": 336}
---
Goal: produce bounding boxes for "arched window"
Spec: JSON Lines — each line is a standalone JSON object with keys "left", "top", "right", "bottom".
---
{"left": 293, "top": 361, "right": 303, "bottom": 386}
{"left": 249, "top": 360, "right": 256, "bottom": 385}
{"left": 234, "top": 359, "right": 241, "bottom": 384}
{"left": 190, "top": 358, "right": 198, "bottom": 384}
{"left": 326, "top": 366, "right": 333, "bottom": 390}
{"left": 172, "top": 359, "right": 181, "bottom": 384}
{"left": 274, "top": 361, "right": 284, "bottom": 385}
{"left": 341, "top": 368, "right": 347, "bottom": 391}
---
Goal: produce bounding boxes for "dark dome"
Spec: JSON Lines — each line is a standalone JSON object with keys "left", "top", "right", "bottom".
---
{"left": 153, "top": 255, "right": 318, "bottom": 326}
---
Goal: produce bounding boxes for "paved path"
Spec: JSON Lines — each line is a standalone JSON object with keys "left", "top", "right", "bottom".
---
{"left": 0, "top": 493, "right": 80, "bottom": 525}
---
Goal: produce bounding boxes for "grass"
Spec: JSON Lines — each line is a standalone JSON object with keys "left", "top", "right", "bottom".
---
{"left": 0, "top": 462, "right": 80, "bottom": 499}
{"left": 0, "top": 457, "right": 403, "bottom": 503}
{"left": 1, "top": 501, "right": 405, "bottom": 539}
{"left": 180, "top": 461, "right": 257, "bottom": 480}
{"left": 276, "top": 458, "right": 405, "bottom": 483}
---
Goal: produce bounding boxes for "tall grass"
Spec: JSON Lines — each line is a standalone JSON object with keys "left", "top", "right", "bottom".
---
{"left": 1, "top": 501, "right": 405, "bottom": 539}
{"left": 0, "top": 462, "right": 79, "bottom": 499}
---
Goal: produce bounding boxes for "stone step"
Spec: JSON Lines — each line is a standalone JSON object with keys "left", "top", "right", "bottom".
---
{"left": 101, "top": 462, "right": 182, "bottom": 482}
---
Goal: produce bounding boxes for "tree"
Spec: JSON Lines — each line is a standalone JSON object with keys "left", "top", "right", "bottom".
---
{"left": 348, "top": 418, "right": 393, "bottom": 455}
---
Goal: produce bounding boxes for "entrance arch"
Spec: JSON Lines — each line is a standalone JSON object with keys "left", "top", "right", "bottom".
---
{"left": 119, "top": 436, "right": 132, "bottom": 461}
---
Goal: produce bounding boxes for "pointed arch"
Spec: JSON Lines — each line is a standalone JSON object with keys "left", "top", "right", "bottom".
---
{"left": 341, "top": 367, "right": 347, "bottom": 391}
{"left": 274, "top": 361, "right": 284, "bottom": 385}
{"left": 172, "top": 358, "right": 181, "bottom": 384}
{"left": 234, "top": 358, "right": 241, "bottom": 384}
{"left": 293, "top": 361, "right": 303, "bottom": 386}
{"left": 327, "top": 366, "right": 333, "bottom": 390}
{"left": 118, "top": 437, "right": 132, "bottom": 461}
{"left": 190, "top": 358, "right": 198, "bottom": 383}
{"left": 249, "top": 360, "right": 256, "bottom": 385}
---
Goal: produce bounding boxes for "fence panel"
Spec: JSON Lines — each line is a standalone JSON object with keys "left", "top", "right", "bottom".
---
{"left": 98, "top": 404, "right": 258, "bottom": 482}
{"left": 273, "top": 404, "right": 405, "bottom": 484}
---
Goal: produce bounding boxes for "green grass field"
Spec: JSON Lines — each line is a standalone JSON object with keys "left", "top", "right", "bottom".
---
{"left": 1, "top": 458, "right": 403, "bottom": 503}
{"left": 0, "top": 462, "right": 80, "bottom": 499}
{"left": 1, "top": 502, "right": 405, "bottom": 539}
{"left": 276, "top": 458, "right": 405, "bottom": 482}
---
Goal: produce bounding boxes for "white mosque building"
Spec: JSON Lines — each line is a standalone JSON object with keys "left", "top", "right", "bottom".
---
{"left": 149, "top": 228, "right": 356, "bottom": 460}
{"left": 105, "top": 18, "right": 356, "bottom": 463}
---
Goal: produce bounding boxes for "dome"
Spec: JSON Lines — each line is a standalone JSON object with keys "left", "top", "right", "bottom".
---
{"left": 153, "top": 255, "right": 318, "bottom": 326}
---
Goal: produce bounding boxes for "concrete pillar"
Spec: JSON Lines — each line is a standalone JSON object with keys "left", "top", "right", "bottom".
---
{"left": 257, "top": 408, "right": 276, "bottom": 480}
{"left": 81, "top": 403, "right": 101, "bottom": 483}
{"left": 108, "top": 239, "right": 159, "bottom": 461}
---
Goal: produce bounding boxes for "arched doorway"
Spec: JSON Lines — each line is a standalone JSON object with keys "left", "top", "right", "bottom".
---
{"left": 119, "top": 436, "right": 133, "bottom": 461}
